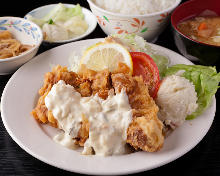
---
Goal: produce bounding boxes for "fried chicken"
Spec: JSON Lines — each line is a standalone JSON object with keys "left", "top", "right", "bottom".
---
{"left": 31, "top": 65, "right": 111, "bottom": 145}
{"left": 111, "top": 73, "right": 164, "bottom": 152}
{"left": 32, "top": 63, "right": 164, "bottom": 152}
{"left": 31, "top": 65, "right": 92, "bottom": 126}
{"left": 78, "top": 64, "right": 112, "bottom": 99}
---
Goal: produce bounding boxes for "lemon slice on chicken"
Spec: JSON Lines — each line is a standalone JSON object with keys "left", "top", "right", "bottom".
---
{"left": 80, "top": 42, "right": 133, "bottom": 74}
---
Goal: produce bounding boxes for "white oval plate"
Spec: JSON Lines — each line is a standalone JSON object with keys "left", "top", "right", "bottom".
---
{"left": 24, "top": 4, "right": 97, "bottom": 44}
{"left": 1, "top": 39, "right": 216, "bottom": 175}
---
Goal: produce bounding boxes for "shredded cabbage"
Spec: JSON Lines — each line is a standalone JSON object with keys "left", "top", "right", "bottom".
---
{"left": 112, "top": 34, "right": 169, "bottom": 77}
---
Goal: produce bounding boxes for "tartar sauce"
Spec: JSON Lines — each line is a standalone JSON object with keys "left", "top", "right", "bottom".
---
{"left": 53, "top": 132, "right": 78, "bottom": 150}
{"left": 45, "top": 80, "right": 133, "bottom": 156}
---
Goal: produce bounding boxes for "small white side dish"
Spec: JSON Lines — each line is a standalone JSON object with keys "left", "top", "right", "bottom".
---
{"left": 0, "top": 17, "right": 43, "bottom": 75}
{"left": 24, "top": 4, "right": 97, "bottom": 44}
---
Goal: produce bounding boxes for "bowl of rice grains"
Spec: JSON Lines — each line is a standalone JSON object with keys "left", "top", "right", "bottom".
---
{"left": 87, "top": 0, "right": 181, "bottom": 42}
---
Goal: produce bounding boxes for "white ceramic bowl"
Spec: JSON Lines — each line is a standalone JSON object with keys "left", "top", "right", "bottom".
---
{"left": 87, "top": 0, "right": 181, "bottom": 42}
{"left": 24, "top": 4, "right": 97, "bottom": 44}
{"left": 0, "top": 17, "right": 43, "bottom": 75}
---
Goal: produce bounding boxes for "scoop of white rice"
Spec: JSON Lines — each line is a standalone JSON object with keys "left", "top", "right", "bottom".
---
{"left": 156, "top": 75, "right": 198, "bottom": 128}
{"left": 93, "top": 0, "right": 177, "bottom": 15}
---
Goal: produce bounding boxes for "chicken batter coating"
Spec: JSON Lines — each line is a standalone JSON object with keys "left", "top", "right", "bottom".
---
{"left": 31, "top": 64, "right": 164, "bottom": 152}
{"left": 111, "top": 73, "right": 164, "bottom": 152}
{"left": 31, "top": 65, "right": 93, "bottom": 126}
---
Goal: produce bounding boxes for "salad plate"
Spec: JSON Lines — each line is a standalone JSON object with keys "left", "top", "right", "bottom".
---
{"left": 24, "top": 4, "right": 97, "bottom": 44}
{"left": 1, "top": 39, "right": 216, "bottom": 175}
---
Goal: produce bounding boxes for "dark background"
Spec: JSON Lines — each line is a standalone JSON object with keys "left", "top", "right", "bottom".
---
{"left": 0, "top": 0, "right": 220, "bottom": 176}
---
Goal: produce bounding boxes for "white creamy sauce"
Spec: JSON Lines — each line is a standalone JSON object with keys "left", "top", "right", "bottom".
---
{"left": 45, "top": 80, "right": 132, "bottom": 156}
{"left": 53, "top": 132, "right": 78, "bottom": 150}
{"left": 82, "top": 92, "right": 133, "bottom": 156}
{"left": 45, "top": 81, "right": 83, "bottom": 138}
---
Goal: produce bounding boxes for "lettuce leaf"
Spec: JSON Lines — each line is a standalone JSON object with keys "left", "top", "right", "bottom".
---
{"left": 165, "top": 64, "right": 220, "bottom": 119}
{"left": 151, "top": 54, "right": 169, "bottom": 78}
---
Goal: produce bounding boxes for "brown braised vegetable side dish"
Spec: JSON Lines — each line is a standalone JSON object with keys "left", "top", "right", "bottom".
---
{"left": 0, "top": 31, "right": 33, "bottom": 59}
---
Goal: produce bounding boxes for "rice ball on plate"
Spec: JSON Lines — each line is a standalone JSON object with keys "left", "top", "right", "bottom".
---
{"left": 156, "top": 75, "right": 198, "bottom": 129}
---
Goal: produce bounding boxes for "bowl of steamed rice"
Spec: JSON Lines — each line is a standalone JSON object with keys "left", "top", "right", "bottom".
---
{"left": 87, "top": 0, "right": 181, "bottom": 42}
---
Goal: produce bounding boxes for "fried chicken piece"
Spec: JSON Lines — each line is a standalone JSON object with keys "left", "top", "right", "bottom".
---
{"left": 38, "top": 65, "right": 84, "bottom": 97}
{"left": 76, "top": 67, "right": 116, "bottom": 146}
{"left": 111, "top": 73, "right": 164, "bottom": 152}
{"left": 78, "top": 64, "right": 112, "bottom": 99}
{"left": 75, "top": 114, "right": 90, "bottom": 147}
{"left": 111, "top": 73, "right": 159, "bottom": 118}
{"left": 127, "top": 116, "right": 164, "bottom": 152}
{"left": 31, "top": 65, "right": 92, "bottom": 126}
{"left": 32, "top": 63, "right": 164, "bottom": 152}
{"left": 31, "top": 65, "right": 112, "bottom": 145}
{"left": 31, "top": 92, "right": 52, "bottom": 124}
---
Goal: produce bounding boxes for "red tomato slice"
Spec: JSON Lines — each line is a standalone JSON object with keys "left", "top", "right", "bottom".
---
{"left": 130, "top": 52, "right": 160, "bottom": 98}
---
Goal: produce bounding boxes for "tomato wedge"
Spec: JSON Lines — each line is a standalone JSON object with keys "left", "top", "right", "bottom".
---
{"left": 130, "top": 52, "right": 160, "bottom": 99}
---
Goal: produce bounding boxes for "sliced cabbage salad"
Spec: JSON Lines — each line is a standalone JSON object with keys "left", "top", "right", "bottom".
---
{"left": 26, "top": 3, "right": 88, "bottom": 42}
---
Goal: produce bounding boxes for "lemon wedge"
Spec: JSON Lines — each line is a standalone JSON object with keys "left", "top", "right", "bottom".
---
{"left": 80, "top": 42, "right": 133, "bottom": 74}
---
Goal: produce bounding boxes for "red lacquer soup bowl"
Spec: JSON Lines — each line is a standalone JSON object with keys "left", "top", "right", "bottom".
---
{"left": 171, "top": 0, "right": 220, "bottom": 65}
